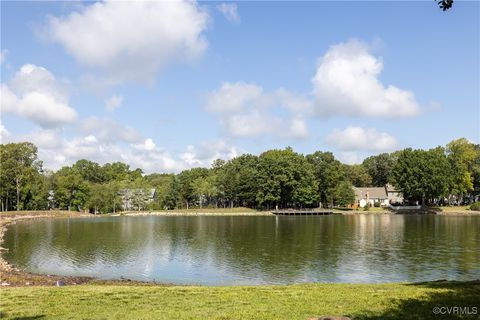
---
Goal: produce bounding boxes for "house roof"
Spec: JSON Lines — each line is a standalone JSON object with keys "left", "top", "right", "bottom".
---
{"left": 385, "top": 183, "right": 400, "bottom": 193}
{"left": 353, "top": 187, "right": 388, "bottom": 200}
{"left": 119, "top": 188, "right": 157, "bottom": 198}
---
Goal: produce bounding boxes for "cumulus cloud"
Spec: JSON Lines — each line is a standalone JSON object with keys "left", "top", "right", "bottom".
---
{"left": 12, "top": 128, "right": 184, "bottom": 173}
{"left": 45, "top": 0, "right": 209, "bottom": 84}
{"left": 312, "top": 39, "right": 420, "bottom": 118}
{"left": 80, "top": 117, "right": 144, "bottom": 144}
{"left": 133, "top": 138, "right": 156, "bottom": 151}
{"left": 205, "top": 39, "right": 423, "bottom": 140}
{"left": 105, "top": 94, "right": 123, "bottom": 112}
{"left": 180, "top": 139, "right": 242, "bottom": 167}
{"left": 0, "top": 64, "right": 77, "bottom": 127}
{"left": 4, "top": 123, "right": 242, "bottom": 173}
{"left": 217, "top": 3, "right": 240, "bottom": 23}
{"left": 206, "top": 82, "right": 310, "bottom": 139}
{"left": 325, "top": 126, "right": 398, "bottom": 152}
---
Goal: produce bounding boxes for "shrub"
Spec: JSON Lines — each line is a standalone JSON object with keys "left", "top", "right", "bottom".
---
{"left": 470, "top": 202, "right": 480, "bottom": 211}
{"left": 374, "top": 201, "right": 381, "bottom": 208}
{"left": 363, "top": 204, "right": 370, "bottom": 211}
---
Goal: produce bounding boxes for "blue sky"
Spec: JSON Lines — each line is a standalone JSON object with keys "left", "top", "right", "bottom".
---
{"left": 1, "top": 1, "right": 479, "bottom": 173}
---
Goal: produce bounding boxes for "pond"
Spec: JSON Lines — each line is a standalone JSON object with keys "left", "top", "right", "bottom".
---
{"left": 3, "top": 215, "right": 479, "bottom": 285}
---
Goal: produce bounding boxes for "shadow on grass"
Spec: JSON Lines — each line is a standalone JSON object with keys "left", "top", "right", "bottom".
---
{"left": 352, "top": 280, "right": 480, "bottom": 320}
{"left": 0, "top": 312, "right": 45, "bottom": 320}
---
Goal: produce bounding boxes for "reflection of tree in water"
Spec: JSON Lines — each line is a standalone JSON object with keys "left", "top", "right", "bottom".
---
{"left": 397, "top": 216, "right": 480, "bottom": 281}
{"left": 4, "top": 216, "right": 480, "bottom": 284}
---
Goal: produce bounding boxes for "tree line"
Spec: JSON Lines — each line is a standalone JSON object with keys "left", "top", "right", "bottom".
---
{"left": 1, "top": 138, "right": 479, "bottom": 213}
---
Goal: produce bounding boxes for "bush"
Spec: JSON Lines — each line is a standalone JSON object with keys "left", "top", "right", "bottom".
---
{"left": 363, "top": 204, "right": 370, "bottom": 211}
{"left": 470, "top": 202, "right": 480, "bottom": 211}
{"left": 373, "top": 201, "right": 381, "bottom": 208}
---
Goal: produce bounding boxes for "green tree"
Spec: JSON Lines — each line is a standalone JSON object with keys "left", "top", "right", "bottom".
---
{"left": 192, "top": 174, "right": 217, "bottom": 208}
{"left": 333, "top": 181, "right": 355, "bottom": 207}
{"left": 256, "top": 148, "right": 318, "bottom": 209}
{"left": 342, "top": 164, "right": 372, "bottom": 187}
{"left": 216, "top": 154, "right": 259, "bottom": 208}
{"left": 306, "top": 151, "right": 344, "bottom": 208}
{"left": 72, "top": 159, "right": 106, "bottom": 183}
{"left": 0, "top": 142, "right": 43, "bottom": 211}
{"left": 472, "top": 144, "right": 480, "bottom": 199}
{"left": 177, "top": 168, "right": 209, "bottom": 209}
{"left": 145, "top": 173, "right": 175, "bottom": 209}
{"left": 362, "top": 153, "right": 395, "bottom": 186}
{"left": 103, "top": 162, "right": 142, "bottom": 182}
{"left": 446, "top": 138, "right": 478, "bottom": 202}
{"left": 392, "top": 147, "right": 452, "bottom": 205}
{"left": 163, "top": 176, "right": 180, "bottom": 209}
{"left": 54, "top": 167, "right": 90, "bottom": 211}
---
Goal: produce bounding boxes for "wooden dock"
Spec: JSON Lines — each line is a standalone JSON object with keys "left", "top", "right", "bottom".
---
{"left": 272, "top": 209, "right": 333, "bottom": 216}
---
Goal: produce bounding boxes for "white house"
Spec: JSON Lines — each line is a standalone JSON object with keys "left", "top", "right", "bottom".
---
{"left": 385, "top": 183, "right": 403, "bottom": 205}
{"left": 119, "top": 188, "right": 157, "bottom": 211}
{"left": 353, "top": 185, "right": 404, "bottom": 208}
{"left": 353, "top": 187, "right": 390, "bottom": 207}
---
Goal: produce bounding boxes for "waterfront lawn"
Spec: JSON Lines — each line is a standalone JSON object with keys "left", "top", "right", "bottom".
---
{"left": 1, "top": 281, "right": 479, "bottom": 320}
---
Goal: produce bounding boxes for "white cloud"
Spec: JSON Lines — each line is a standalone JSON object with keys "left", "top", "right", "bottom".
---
{"left": 206, "top": 82, "right": 309, "bottom": 139}
{"left": 205, "top": 39, "right": 422, "bottom": 136}
{"left": 46, "top": 0, "right": 209, "bottom": 84}
{"left": 105, "top": 94, "right": 123, "bottom": 112}
{"left": 0, "top": 124, "right": 10, "bottom": 143}
{"left": 134, "top": 138, "right": 156, "bottom": 151}
{"left": 120, "top": 144, "right": 181, "bottom": 173}
{"left": 5, "top": 123, "right": 242, "bottom": 173}
{"left": 289, "top": 118, "right": 309, "bottom": 139}
{"left": 312, "top": 39, "right": 420, "bottom": 118}
{"left": 26, "top": 128, "right": 64, "bottom": 149}
{"left": 11, "top": 127, "right": 183, "bottom": 173}
{"left": 0, "top": 64, "right": 77, "bottom": 127}
{"left": 206, "top": 82, "right": 265, "bottom": 113}
{"left": 180, "top": 140, "right": 242, "bottom": 167}
{"left": 217, "top": 3, "right": 240, "bottom": 24}
{"left": 325, "top": 126, "right": 398, "bottom": 152}
{"left": 84, "top": 135, "right": 97, "bottom": 143}
{"left": 338, "top": 152, "right": 364, "bottom": 165}
{"left": 80, "top": 117, "right": 143, "bottom": 144}
{"left": 0, "top": 49, "right": 7, "bottom": 64}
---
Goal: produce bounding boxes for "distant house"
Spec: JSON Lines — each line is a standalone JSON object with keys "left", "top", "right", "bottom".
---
{"left": 385, "top": 184, "right": 403, "bottom": 205}
{"left": 353, "top": 187, "right": 389, "bottom": 208}
{"left": 353, "top": 185, "right": 404, "bottom": 208}
{"left": 119, "top": 188, "right": 157, "bottom": 211}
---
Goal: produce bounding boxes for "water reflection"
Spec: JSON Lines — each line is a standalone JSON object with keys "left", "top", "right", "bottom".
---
{"left": 4, "top": 215, "right": 480, "bottom": 285}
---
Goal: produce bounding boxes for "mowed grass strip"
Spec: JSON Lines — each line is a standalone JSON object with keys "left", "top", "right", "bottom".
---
{"left": 1, "top": 281, "right": 479, "bottom": 320}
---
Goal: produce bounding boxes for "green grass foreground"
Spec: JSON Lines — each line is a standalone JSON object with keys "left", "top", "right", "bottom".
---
{"left": 1, "top": 281, "right": 479, "bottom": 320}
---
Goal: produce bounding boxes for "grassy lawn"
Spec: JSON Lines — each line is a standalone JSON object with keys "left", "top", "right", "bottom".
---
{"left": 1, "top": 281, "right": 479, "bottom": 320}
{"left": 436, "top": 206, "right": 471, "bottom": 212}
{"left": 0, "top": 210, "right": 87, "bottom": 217}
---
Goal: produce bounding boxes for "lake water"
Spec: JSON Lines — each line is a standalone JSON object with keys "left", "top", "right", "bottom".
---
{"left": 3, "top": 215, "right": 479, "bottom": 285}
